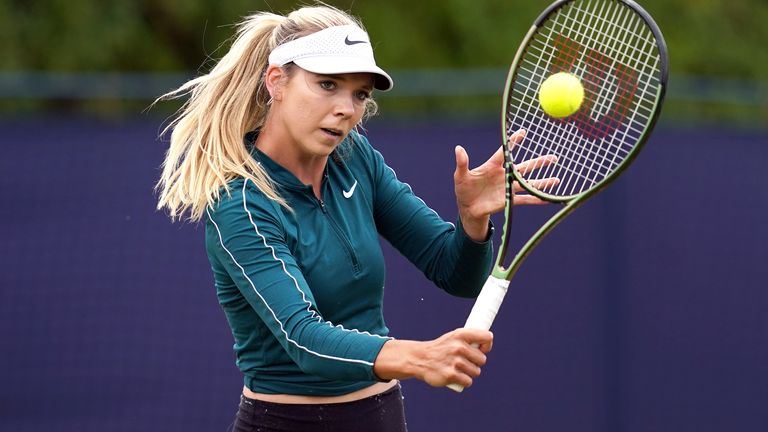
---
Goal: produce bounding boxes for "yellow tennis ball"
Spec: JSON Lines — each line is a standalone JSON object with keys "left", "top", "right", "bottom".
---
{"left": 538, "top": 72, "right": 584, "bottom": 118}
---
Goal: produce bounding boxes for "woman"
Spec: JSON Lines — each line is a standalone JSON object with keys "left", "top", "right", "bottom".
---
{"left": 156, "top": 4, "right": 554, "bottom": 431}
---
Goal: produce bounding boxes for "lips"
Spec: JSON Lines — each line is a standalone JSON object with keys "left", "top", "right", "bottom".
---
{"left": 321, "top": 128, "right": 343, "bottom": 138}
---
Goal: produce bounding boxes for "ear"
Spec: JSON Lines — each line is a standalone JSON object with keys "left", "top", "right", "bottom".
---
{"left": 264, "top": 65, "right": 285, "bottom": 101}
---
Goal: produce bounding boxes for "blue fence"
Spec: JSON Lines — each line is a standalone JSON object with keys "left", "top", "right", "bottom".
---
{"left": 1, "top": 117, "right": 766, "bottom": 432}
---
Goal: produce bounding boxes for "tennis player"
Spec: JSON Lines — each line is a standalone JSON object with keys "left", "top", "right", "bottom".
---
{"left": 156, "top": 5, "right": 550, "bottom": 431}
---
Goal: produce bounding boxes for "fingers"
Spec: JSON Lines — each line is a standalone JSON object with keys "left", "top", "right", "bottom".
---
{"left": 441, "top": 351, "right": 484, "bottom": 389}
{"left": 449, "top": 328, "right": 493, "bottom": 377}
{"left": 441, "top": 330, "right": 490, "bottom": 367}
{"left": 508, "top": 129, "right": 526, "bottom": 150}
{"left": 527, "top": 177, "right": 560, "bottom": 190}
{"left": 454, "top": 145, "right": 469, "bottom": 176}
{"left": 456, "top": 144, "right": 505, "bottom": 176}
{"left": 512, "top": 150, "right": 559, "bottom": 205}
{"left": 476, "top": 128, "right": 562, "bottom": 208}
{"left": 422, "top": 329, "right": 494, "bottom": 388}
{"left": 511, "top": 176, "right": 560, "bottom": 206}
{"left": 513, "top": 194, "right": 550, "bottom": 205}
{"left": 453, "top": 328, "right": 494, "bottom": 350}
{"left": 487, "top": 145, "right": 505, "bottom": 166}
{"left": 512, "top": 176, "right": 560, "bottom": 194}
{"left": 507, "top": 127, "right": 557, "bottom": 178}
{"left": 454, "top": 359, "right": 482, "bottom": 387}
{"left": 516, "top": 154, "right": 558, "bottom": 176}
{"left": 478, "top": 338, "right": 494, "bottom": 354}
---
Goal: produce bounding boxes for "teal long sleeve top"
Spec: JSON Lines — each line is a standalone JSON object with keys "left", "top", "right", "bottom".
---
{"left": 204, "top": 130, "right": 493, "bottom": 396}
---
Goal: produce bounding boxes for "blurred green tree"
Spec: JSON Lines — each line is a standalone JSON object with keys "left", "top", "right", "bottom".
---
{"left": 1, "top": 0, "right": 766, "bottom": 123}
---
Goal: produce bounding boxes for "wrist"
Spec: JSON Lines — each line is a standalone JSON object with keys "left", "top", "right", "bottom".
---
{"left": 373, "top": 339, "right": 423, "bottom": 381}
{"left": 460, "top": 214, "right": 491, "bottom": 242}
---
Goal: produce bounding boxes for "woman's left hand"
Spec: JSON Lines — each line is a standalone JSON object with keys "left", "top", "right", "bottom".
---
{"left": 454, "top": 129, "right": 559, "bottom": 241}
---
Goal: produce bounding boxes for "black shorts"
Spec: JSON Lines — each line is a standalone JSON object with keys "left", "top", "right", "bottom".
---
{"left": 231, "top": 384, "right": 408, "bottom": 432}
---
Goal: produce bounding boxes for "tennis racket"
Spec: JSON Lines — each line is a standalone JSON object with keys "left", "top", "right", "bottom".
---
{"left": 448, "top": 0, "right": 668, "bottom": 392}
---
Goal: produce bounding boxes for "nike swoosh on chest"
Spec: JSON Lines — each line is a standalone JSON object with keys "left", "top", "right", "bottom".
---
{"left": 343, "top": 180, "right": 358, "bottom": 199}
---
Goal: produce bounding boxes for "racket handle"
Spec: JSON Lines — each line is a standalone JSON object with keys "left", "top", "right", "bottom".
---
{"left": 447, "top": 275, "right": 510, "bottom": 393}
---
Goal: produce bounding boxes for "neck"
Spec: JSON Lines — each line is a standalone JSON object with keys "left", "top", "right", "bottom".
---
{"left": 255, "top": 124, "right": 327, "bottom": 199}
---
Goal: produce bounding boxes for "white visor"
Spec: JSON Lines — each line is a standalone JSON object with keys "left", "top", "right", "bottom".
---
{"left": 268, "top": 25, "right": 393, "bottom": 91}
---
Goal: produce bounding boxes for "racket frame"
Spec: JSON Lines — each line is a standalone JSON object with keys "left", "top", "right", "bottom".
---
{"left": 494, "top": 0, "right": 668, "bottom": 282}
{"left": 449, "top": 0, "right": 668, "bottom": 393}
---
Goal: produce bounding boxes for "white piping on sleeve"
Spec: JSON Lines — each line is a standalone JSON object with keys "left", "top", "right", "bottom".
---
{"left": 237, "top": 180, "right": 387, "bottom": 340}
{"left": 205, "top": 180, "right": 389, "bottom": 368}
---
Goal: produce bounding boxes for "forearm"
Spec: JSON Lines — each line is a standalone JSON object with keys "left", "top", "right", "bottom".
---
{"left": 379, "top": 206, "right": 493, "bottom": 298}
{"left": 437, "top": 218, "right": 494, "bottom": 298}
{"left": 372, "top": 339, "right": 422, "bottom": 381}
{"left": 288, "top": 318, "right": 390, "bottom": 381}
{"left": 373, "top": 329, "right": 493, "bottom": 388}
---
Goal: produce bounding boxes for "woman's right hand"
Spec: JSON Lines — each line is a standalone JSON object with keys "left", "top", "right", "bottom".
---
{"left": 373, "top": 328, "right": 493, "bottom": 389}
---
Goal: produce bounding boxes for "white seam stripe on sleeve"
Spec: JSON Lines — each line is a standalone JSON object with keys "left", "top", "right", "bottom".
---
{"left": 207, "top": 207, "right": 374, "bottom": 366}
{"left": 238, "top": 181, "right": 386, "bottom": 339}
{"left": 205, "top": 181, "right": 386, "bottom": 367}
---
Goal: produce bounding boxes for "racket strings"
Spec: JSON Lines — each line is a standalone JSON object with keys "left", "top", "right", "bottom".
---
{"left": 509, "top": 2, "right": 625, "bottom": 194}
{"left": 538, "top": 3, "right": 647, "bottom": 193}
{"left": 525, "top": 2, "right": 658, "bottom": 195}
{"left": 516, "top": 13, "right": 660, "bottom": 128}
{"left": 544, "top": 2, "right": 650, "bottom": 169}
{"left": 505, "top": 0, "right": 663, "bottom": 198}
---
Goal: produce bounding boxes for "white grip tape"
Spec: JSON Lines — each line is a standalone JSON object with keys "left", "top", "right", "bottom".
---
{"left": 464, "top": 275, "right": 510, "bottom": 330}
{"left": 447, "top": 276, "right": 510, "bottom": 393}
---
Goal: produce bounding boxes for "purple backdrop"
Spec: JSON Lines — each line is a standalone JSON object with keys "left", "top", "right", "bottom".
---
{"left": 1, "top": 117, "right": 766, "bottom": 431}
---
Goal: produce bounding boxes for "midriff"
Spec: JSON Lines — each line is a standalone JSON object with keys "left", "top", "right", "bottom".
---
{"left": 242, "top": 380, "right": 398, "bottom": 404}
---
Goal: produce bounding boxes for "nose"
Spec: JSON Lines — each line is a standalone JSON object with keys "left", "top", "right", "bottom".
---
{"left": 333, "top": 94, "right": 356, "bottom": 118}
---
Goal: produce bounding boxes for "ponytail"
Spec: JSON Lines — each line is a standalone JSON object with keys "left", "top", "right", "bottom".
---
{"left": 155, "top": 5, "right": 364, "bottom": 222}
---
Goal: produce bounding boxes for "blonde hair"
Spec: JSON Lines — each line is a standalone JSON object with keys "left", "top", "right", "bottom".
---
{"left": 155, "top": 5, "right": 376, "bottom": 222}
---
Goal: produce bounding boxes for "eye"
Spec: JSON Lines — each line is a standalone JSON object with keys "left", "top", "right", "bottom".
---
{"left": 319, "top": 80, "right": 336, "bottom": 91}
{"left": 355, "top": 90, "right": 372, "bottom": 101}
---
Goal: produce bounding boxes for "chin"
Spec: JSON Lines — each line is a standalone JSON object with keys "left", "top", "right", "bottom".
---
{"left": 304, "top": 142, "right": 337, "bottom": 159}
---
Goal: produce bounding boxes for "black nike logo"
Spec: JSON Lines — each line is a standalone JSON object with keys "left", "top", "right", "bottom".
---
{"left": 344, "top": 36, "right": 367, "bottom": 45}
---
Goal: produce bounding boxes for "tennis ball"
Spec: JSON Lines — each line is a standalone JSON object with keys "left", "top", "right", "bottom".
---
{"left": 538, "top": 72, "right": 584, "bottom": 118}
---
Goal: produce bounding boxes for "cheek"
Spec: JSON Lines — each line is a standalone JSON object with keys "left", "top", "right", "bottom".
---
{"left": 294, "top": 102, "right": 325, "bottom": 129}
{"left": 294, "top": 90, "right": 327, "bottom": 115}
{"left": 355, "top": 101, "right": 368, "bottom": 116}
{"left": 283, "top": 97, "right": 319, "bottom": 124}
